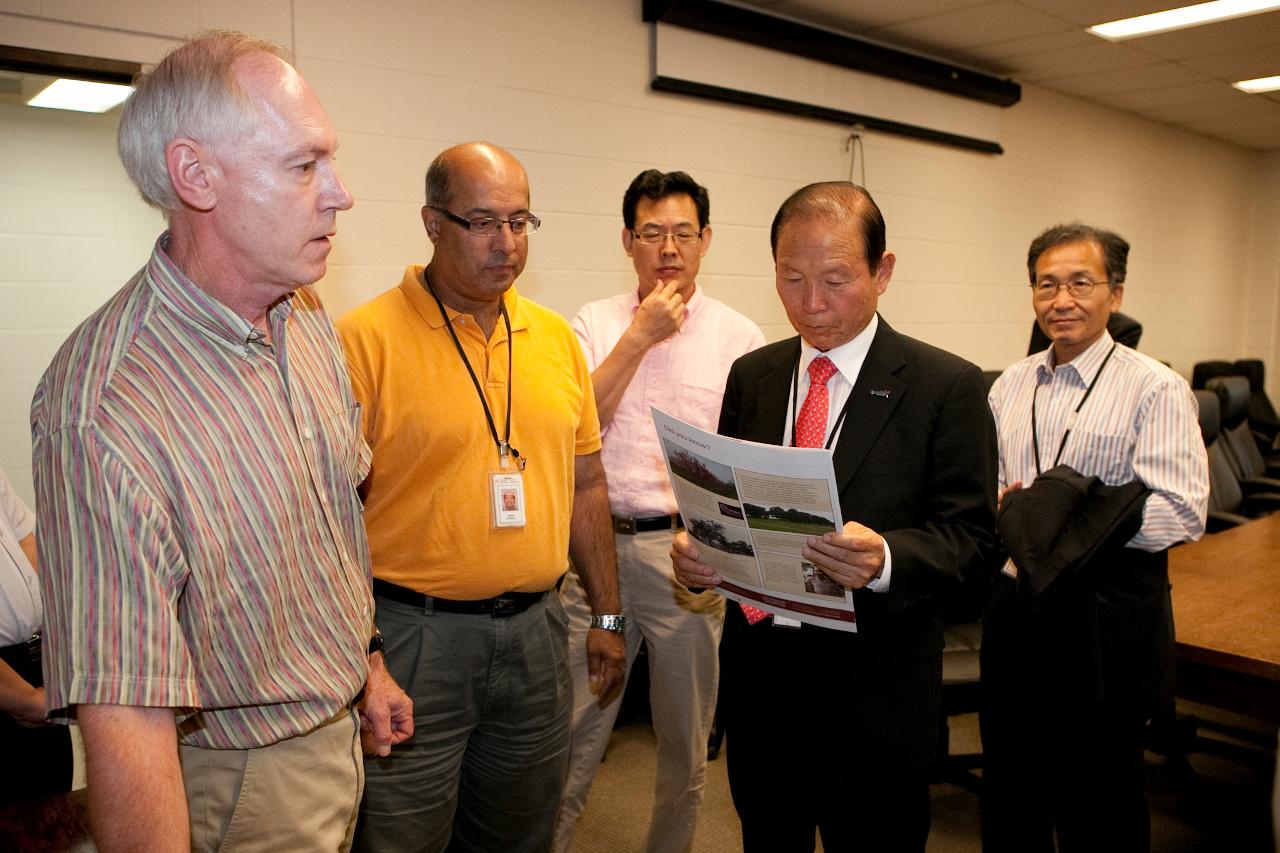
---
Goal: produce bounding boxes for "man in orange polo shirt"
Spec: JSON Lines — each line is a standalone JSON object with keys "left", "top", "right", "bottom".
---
{"left": 338, "top": 141, "right": 625, "bottom": 853}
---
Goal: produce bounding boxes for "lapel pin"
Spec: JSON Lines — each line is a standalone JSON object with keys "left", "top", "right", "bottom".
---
{"left": 869, "top": 389, "right": 891, "bottom": 398}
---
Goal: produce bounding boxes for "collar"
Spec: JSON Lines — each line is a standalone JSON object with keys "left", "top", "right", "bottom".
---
{"left": 400, "top": 264, "right": 528, "bottom": 333}
{"left": 1037, "top": 330, "right": 1115, "bottom": 385}
{"left": 146, "top": 232, "right": 291, "bottom": 348}
{"left": 799, "top": 312, "right": 878, "bottom": 385}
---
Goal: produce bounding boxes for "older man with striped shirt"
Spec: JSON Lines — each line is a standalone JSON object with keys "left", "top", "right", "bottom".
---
{"left": 31, "top": 32, "right": 410, "bottom": 852}
{"left": 981, "top": 222, "right": 1208, "bottom": 853}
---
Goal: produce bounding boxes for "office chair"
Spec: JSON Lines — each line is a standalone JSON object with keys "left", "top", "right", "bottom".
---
{"left": 1206, "top": 376, "right": 1280, "bottom": 485}
{"left": 1195, "top": 389, "right": 1280, "bottom": 531}
{"left": 1232, "top": 359, "right": 1280, "bottom": 450}
{"left": 1191, "top": 360, "right": 1235, "bottom": 390}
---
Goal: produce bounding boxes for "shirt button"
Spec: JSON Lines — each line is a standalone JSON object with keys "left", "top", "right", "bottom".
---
{"left": 301, "top": 427, "right": 314, "bottom": 440}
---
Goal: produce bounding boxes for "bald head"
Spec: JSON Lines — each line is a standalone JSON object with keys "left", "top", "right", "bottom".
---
{"left": 425, "top": 142, "right": 528, "bottom": 210}
{"left": 770, "top": 182, "right": 886, "bottom": 273}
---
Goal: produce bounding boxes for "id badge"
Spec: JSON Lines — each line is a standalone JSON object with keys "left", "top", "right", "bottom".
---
{"left": 490, "top": 471, "right": 526, "bottom": 529}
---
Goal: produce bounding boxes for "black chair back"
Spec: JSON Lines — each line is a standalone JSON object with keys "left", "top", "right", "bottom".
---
{"left": 1192, "top": 360, "right": 1234, "bottom": 390}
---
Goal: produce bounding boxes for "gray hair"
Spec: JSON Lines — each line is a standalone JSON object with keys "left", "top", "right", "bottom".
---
{"left": 117, "top": 30, "right": 290, "bottom": 214}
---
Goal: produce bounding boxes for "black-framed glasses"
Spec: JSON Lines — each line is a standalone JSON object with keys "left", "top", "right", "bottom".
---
{"left": 431, "top": 206, "right": 541, "bottom": 236}
{"left": 632, "top": 228, "right": 702, "bottom": 245}
{"left": 1031, "top": 276, "right": 1110, "bottom": 300}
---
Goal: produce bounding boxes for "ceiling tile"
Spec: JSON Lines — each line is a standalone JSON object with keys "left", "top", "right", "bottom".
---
{"left": 1095, "top": 81, "right": 1234, "bottom": 111}
{"left": 1177, "top": 45, "right": 1280, "bottom": 81}
{"left": 749, "top": 0, "right": 990, "bottom": 32}
{"left": 1009, "top": 0, "right": 1173, "bottom": 28}
{"left": 864, "top": 1, "right": 1070, "bottom": 52}
{"left": 992, "top": 39, "right": 1154, "bottom": 78}
{"left": 1035, "top": 61, "right": 1205, "bottom": 94}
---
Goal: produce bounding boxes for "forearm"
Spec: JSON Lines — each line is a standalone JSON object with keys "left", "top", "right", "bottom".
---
{"left": 569, "top": 453, "right": 621, "bottom": 615}
{"left": 80, "top": 704, "right": 189, "bottom": 853}
{"left": 589, "top": 328, "right": 652, "bottom": 427}
{"left": 0, "top": 659, "right": 43, "bottom": 721}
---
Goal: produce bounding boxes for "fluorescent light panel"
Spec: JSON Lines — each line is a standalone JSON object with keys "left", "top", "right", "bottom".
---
{"left": 1233, "top": 74, "right": 1280, "bottom": 93}
{"left": 27, "top": 78, "right": 133, "bottom": 113}
{"left": 1087, "top": 0, "right": 1280, "bottom": 41}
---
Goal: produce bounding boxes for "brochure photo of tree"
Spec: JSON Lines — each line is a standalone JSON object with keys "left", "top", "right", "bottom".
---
{"left": 662, "top": 439, "right": 739, "bottom": 500}
{"left": 686, "top": 516, "right": 755, "bottom": 557}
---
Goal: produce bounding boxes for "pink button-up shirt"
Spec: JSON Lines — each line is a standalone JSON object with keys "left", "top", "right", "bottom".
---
{"left": 573, "top": 287, "right": 765, "bottom": 517}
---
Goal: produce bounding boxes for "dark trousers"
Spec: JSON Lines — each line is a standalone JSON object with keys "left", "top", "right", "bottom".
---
{"left": 0, "top": 636, "right": 72, "bottom": 806}
{"left": 720, "top": 606, "right": 935, "bottom": 853}
{"left": 980, "top": 696, "right": 1148, "bottom": 853}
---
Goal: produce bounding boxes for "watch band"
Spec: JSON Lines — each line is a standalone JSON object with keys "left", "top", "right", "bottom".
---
{"left": 589, "top": 614, "right": 626, "bottom": 634}
{"left": 368, "top": 629, "right": 385, "bottom": 656}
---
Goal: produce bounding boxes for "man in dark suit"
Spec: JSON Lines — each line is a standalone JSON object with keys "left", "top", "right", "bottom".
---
{"left": 672, "top": 182, "right": 999, "bottom": 852}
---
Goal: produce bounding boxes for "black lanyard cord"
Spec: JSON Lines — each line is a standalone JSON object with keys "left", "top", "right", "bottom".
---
{"left": 789, "top": 352, "right": 852, "bottom": 451}
{"left": 423, "top": 268, "right": 520, "bottom": 466}
{"left": 1031, "top": 342, "right": 1116, "bottom": 476}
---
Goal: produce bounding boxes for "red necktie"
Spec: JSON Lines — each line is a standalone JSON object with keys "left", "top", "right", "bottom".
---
{"left": 741, "top": 355, "right": 839, "bottom": 626}
{"left": 795, "top": 355, "right": 838, "bottom": 448}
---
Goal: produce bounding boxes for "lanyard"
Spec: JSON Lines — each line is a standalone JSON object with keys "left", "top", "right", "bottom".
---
{"left": 423, "top": 269, "right": 523, "bottom": 469}
{"left": 1031, "top": 342, "right": 1116, "bottom": 476}
{"left": 789, "top": 352, "right": 852, "bottom": 450}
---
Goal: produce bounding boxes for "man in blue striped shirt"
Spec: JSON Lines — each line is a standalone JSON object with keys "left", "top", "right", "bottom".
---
{"left": 982, "top": 222, "right": 1208, "bottom": 853}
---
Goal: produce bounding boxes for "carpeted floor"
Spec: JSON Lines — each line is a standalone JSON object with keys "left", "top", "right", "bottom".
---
{"left": 568, "top": 701, "right": 1276, "bottom": 852}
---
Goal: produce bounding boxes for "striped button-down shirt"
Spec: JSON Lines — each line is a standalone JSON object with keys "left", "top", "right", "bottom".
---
{"left": 31, "top": 235, "right": 374, "bottom": 749}
{"left": 989, "top": 332, "right": 1208, "bottom": 552}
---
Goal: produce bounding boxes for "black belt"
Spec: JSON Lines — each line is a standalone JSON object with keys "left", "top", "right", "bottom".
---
{"left": 373, "top": 579, "right": 546, "bottom": 618}
{"left": 0, "top": 631, "right": 43, "bottom": 687}
{"left": 611, "top": 514, "right": 683, "bottom": 535}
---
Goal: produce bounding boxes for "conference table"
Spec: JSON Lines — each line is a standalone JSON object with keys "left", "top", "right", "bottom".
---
{"left": 1168, "top": 512, "right": 1280, "bottom": 724}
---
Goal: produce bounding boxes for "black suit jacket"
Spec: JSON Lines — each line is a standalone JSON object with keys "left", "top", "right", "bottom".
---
{"left": 718, "top": 317, "right": 999, "bottom": 781}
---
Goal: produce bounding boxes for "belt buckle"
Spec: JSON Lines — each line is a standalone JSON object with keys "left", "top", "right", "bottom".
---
{"left": 26, "top": 631, "right": 41, "bottom": 667}
{"left": 612, "top": 516, "right": 637, "bottom": 535}
{"left": 491, "top": 596, "right": 519, "bottom": 618}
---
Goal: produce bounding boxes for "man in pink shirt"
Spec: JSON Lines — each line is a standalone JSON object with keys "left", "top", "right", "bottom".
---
{"left": 553, "top": 170, "right": 764, "bottom": 852}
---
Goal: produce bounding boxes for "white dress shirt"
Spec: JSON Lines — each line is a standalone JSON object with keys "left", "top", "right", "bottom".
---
{"left": 781, "top": 315, "right": 892, "bottom": 592}
{"left": 0, "top": 468, "right": 41, "bottom": 645}
{"left": 989, "top": 331, "right": 1208, "bottom": 551}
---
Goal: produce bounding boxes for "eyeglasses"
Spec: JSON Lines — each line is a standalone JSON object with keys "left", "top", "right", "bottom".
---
{"left": 1031, "top": 276, "right": 1110, "bottom": 300}
{"left": 632, "top": 228, "right": 702, "bottom": 245}
{"left": 430, "top": 206, "right": 541, "bottom": 236}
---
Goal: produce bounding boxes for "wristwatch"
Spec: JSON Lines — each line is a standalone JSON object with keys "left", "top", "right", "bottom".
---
{"left": 367, "top": 628, "right": 385, "bottom": 656}
{"left": 589, "top": 614, "right": 627, "bottom": 635}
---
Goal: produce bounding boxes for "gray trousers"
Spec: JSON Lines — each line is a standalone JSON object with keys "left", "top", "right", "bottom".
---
{"left": 354, "top": 590, "right": 572, "bottom": 853}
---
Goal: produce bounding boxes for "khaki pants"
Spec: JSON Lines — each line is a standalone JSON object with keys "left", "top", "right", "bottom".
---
{"left": 554, "top": 530, "right": 724, "bottom": 853}
{"left": 180, "top": 709, "right": 363, "bottom": 852}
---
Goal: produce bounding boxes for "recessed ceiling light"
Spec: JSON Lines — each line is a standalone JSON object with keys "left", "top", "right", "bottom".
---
{"left": 1233, "top": 74, "right": 1280, "bottom": 93}
{"left": 27, "top": 78, "right": 133, "bottom": 113}
{"left": 1087, "top": 0, "right": 1280, "bottom": 41}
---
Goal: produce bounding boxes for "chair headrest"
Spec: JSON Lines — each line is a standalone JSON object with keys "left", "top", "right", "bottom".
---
{"left": 1233, "top": 359, "right": 1264, "bottom": 392}
{"left": 1194, "top": 390, "right": 1219, "bottom": 444}
{"left": 1206, "top": 375, "right": 1250, "bottom": 426}
{"left": 1192, "top": 360, "right": 1234, "bottom": 390}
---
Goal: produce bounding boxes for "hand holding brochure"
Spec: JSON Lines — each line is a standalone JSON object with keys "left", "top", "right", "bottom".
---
{"left": 652, "top": 407, "right": 856, "bottom": 632}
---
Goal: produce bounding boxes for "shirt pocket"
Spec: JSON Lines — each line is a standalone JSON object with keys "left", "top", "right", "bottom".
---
{"left": 676, "top": 380, "right": 727, "bottom": 431}
{"left": 1066, "top": 427, "right": 1134, "bottom": 485}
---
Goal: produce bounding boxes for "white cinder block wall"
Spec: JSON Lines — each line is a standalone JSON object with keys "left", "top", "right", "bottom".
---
{"left": 1, "top": 0, "right": 1279, "bottom": 505}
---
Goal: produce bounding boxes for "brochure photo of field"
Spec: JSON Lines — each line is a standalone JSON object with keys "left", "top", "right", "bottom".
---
{"left": 742, "top": 502, "right": 837, "bottom": 535}
{"left": 663, "top": 439, "right": 739, "bottom": 500}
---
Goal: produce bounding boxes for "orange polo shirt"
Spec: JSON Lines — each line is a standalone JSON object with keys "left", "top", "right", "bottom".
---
{"left": 338, "top": 265, "right": 601, "bottom": 599}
